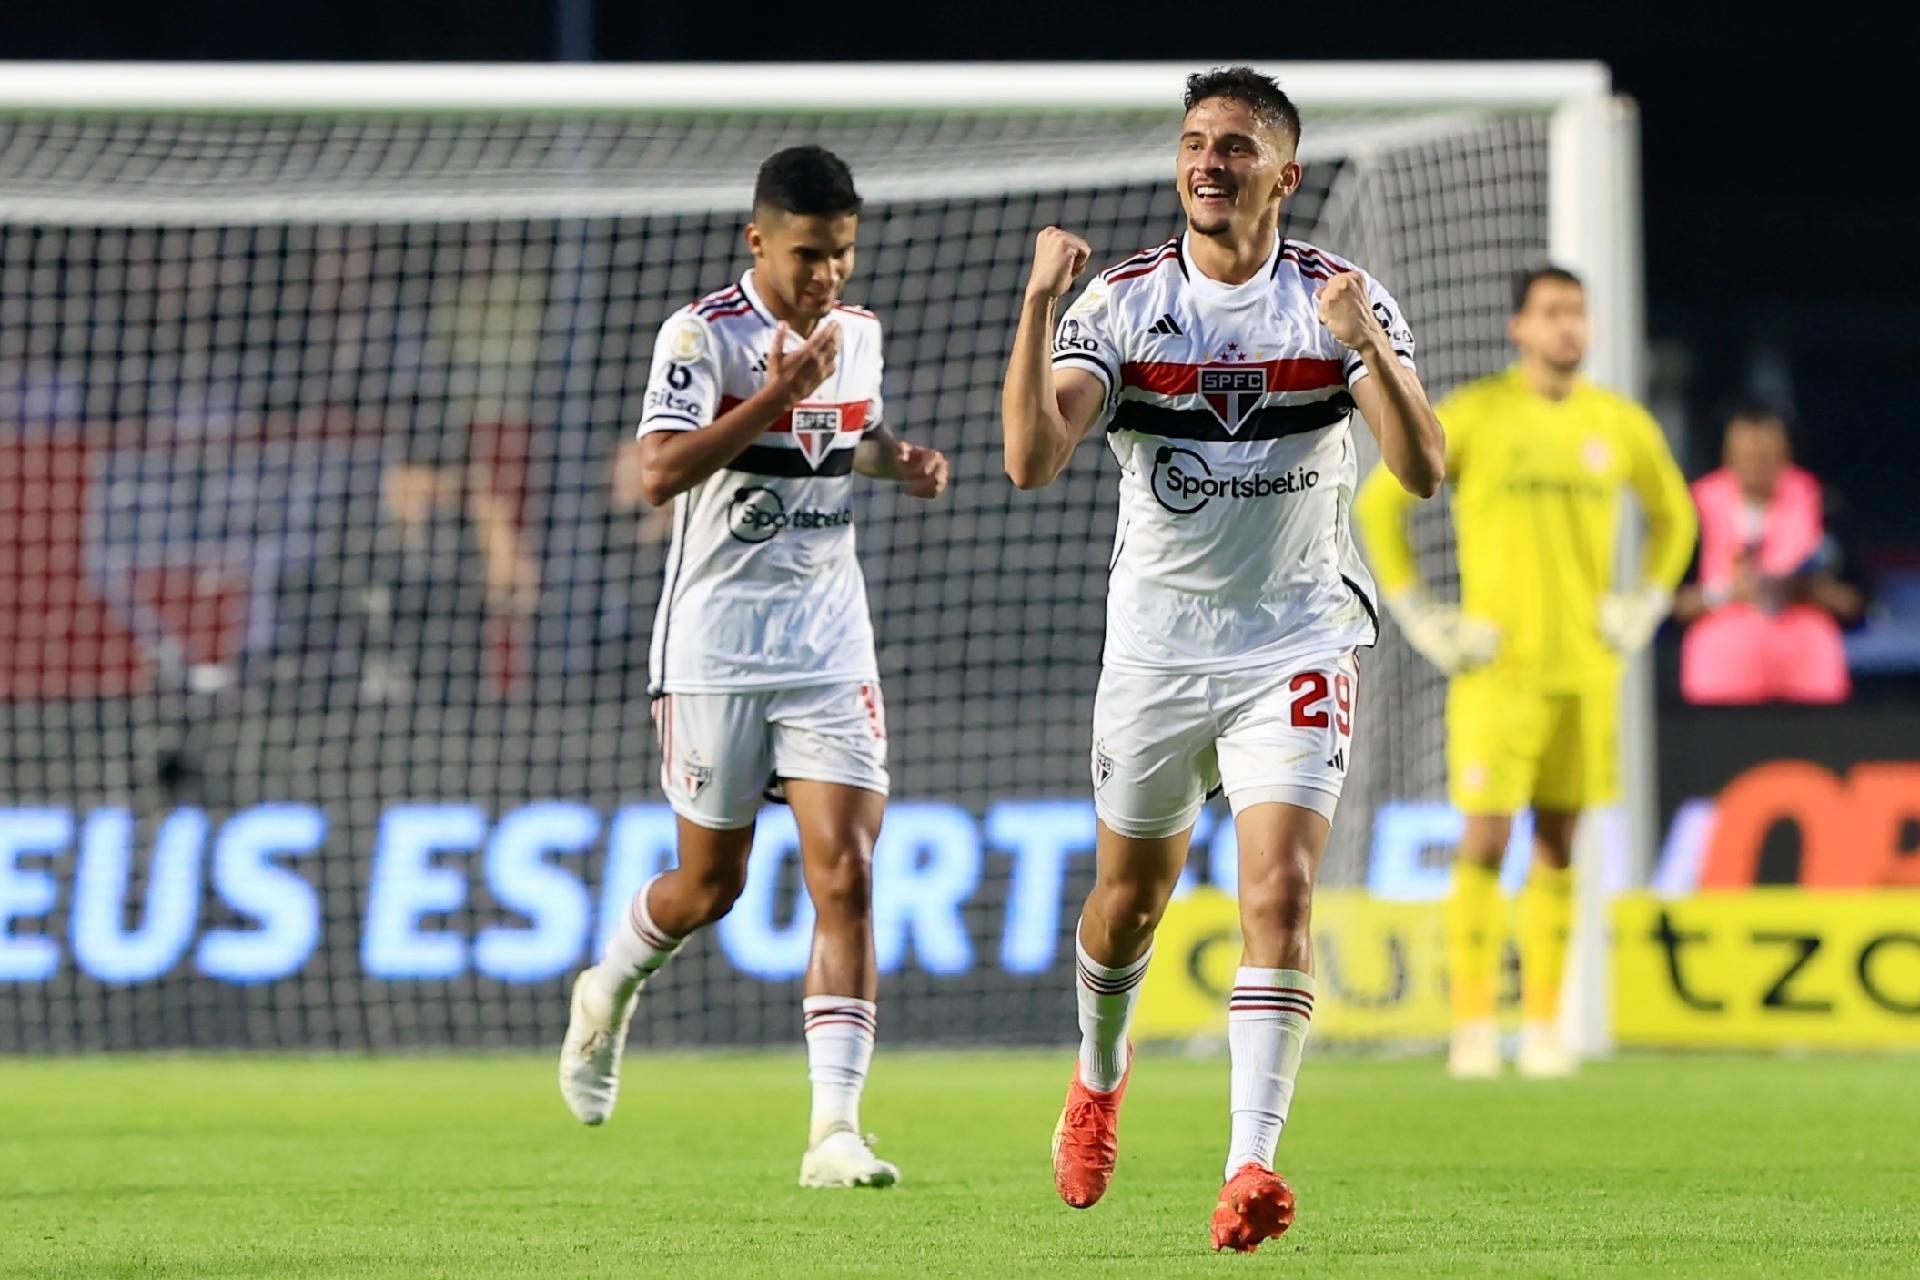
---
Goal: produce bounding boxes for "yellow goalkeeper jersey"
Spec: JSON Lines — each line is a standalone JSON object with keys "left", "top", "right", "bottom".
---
{"left": 1353, "top": 366, "right": 1697, "bottom": 689}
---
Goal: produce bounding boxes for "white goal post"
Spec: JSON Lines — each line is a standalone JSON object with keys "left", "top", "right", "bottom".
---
{"left": 0, "top": 61, "right": 1644, "bottom": 1057}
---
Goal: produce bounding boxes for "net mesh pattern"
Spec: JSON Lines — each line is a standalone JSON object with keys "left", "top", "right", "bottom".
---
{"left": 0, "top": 107, "right": 1547, "bottom": 1049}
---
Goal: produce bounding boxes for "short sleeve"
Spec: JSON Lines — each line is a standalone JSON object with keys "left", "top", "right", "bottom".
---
{"left": 1051, "top": 276, "right": 1124, "bottom": 404}
{"left": 1341, "top": 273, "right": 1417, "bottom": 388}
{"left": 637, "top": 311, "right": 723, "bottom": 438}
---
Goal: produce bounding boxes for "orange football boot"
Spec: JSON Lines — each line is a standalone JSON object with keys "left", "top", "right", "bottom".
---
{"left": 1210, "top": 1162, "right": 1296, "bottom": 1252}
{"left": 1050, "top": 1051, "right": 1131, "bottom": 1209}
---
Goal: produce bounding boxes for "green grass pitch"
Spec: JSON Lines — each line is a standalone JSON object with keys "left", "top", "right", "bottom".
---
{"left": 2, "top": 1050, "right": 1914, "bottom": 1277}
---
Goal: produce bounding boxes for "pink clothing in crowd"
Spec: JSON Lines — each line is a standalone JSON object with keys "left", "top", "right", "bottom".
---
{"left": 1681, "top": 465, "right": 1850, "bottom": 703}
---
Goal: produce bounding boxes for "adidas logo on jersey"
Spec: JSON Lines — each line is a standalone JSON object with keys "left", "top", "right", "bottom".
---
{"left": 1147, "top": 313, "right": 1184, "bottom": 336}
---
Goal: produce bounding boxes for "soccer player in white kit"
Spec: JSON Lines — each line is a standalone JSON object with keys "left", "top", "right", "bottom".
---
{"left": 559, "top": 146, "right": 950, "bottom": 1190}
{"left": 999, "top": 68, "right": 1447, "bottom": 1250}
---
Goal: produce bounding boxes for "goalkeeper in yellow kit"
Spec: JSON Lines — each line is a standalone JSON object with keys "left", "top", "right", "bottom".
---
{"left": 1354, "top": 266, "right": 1696, "bottom": 1078}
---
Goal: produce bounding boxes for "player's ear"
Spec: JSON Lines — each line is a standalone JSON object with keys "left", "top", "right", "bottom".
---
{"left": 1274, "top": 160, "right": 1303, "bottom": 202}
{"left": 743, "top": 221, "right": 762, "bottom": 258}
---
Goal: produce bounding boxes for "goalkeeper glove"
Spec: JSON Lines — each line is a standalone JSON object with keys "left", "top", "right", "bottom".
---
{"left": 1598, "top": 585, "right": 1673, "bottom": 655}
{"left": 1384, "top": 588, "right": 1500, "bottom": 676}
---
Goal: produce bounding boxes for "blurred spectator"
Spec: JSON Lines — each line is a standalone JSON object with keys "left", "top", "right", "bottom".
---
{"left": 1673, "top": 401, "right": 1865, "bottom": 703}
{"left": 357, "top": 260, "right": 546, "bottom": 704}
{"left": 361, "top": 401, "right": 539, "bottom": 704}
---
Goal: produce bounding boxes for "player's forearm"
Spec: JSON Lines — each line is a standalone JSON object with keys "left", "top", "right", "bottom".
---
{"left": 1001, "top": 294, "right": 1076, "bottom": 490}
{"left": 1351, "top": 463, "right": 1425, "bottom": 596}
{"left": 854, "top": 427, "right": 903, "bottom": 479}
{"left": 1639, "top": 484, "right": 1700, "bottom": 593}
{"left": 1641, "top": 513, "right": 1697, "bottom": 594}
{"left": 1356, "top": 339, "right": 1445, "bottom": 498}
{"left": 856, "top": 441, "right": 898, "bottom": 479}
{"left": 636, "top": 387, "right": 792, "bottom": 506}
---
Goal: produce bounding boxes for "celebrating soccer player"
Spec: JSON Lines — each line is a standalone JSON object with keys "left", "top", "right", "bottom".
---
{"left": 1353, "top": 266, "right": 1696, "bottom": 1079}
{"left": 559, "top": 145, "right": 950, "bottom": 1189}
{"left": 999, "top": 67, "right": 1446, "bottom": 1251}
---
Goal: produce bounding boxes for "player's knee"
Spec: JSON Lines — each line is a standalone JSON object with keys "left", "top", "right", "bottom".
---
{"left": 1242, "top": 854, "right": 1314, "bottom": 939}
{"left": 809, "top": 846, "right": 875, "bottom": 923}
{"left": 1457, "top": 818, "right": 1511, "bottom": 869}
{"left": 684, "top": 862, "right": 750, "bottom": 924}
{"left": 1088, "top": 878, "right": 1171, "bottom": 943}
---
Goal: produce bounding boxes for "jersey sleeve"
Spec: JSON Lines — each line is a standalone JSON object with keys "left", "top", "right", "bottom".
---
{"left": 1341, "top": 273, "right": 1417, "bottom": 388}
{"left": 1051, "top": 276, "right": 1124, "bottom": 410}
{"left": 1621, "top": 400, "right": 1699, "bottom": 592}
{"left": 637, "top": 310, "right": 724, "bottom": 438}
{"left": 1432, "top": 383, "right": 1478, "bottom": 472}
{"left": 1355, "top": 381, "right": 1477, "bottom": 596}
{"left": 1352, "top": 458, "right": 1423, "bottom": 596}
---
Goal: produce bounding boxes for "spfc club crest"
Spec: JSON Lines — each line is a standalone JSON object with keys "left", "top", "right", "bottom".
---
{"left": 681, "top": 751, "right": 713, "bottom": 799}
{"left": 791, "top": 405, "right": 843, "bottom": 470}
{"left": 1197, "top": 366, "right": 1268, "bottom": 434}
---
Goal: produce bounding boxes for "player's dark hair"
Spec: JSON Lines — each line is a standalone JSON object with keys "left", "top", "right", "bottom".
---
{"left": 1512, "top": 265, "right": 1584, "bottom": 312}
{"left": 1183, "top": 66, "right": 1302, "bottom": 148}
{"left": 752, "top": 145, "right": 862, "bottom": 219}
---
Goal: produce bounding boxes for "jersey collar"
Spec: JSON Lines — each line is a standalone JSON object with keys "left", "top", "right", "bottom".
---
{"left": 1181, "top": 231, "right": 1281, "bottom": 308}
{"left": 737, "top": 269, "right": 776, "bottom": 326}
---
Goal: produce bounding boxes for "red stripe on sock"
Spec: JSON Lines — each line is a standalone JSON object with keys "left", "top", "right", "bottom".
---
{"left": 804, "top": 1018, "right": 878, "bottom": 1034}
{"left": 1079, "top": 963, "right": 1148, "bottom": 994}
{"left": 626, "top": 900, "right": 678, "bottom": 952}
{"left": 804, "top": 1008, "right": 877, "bottom": 1024}
{"left": 1230, "top": 1000, "right": 1314, "bottom": 1010}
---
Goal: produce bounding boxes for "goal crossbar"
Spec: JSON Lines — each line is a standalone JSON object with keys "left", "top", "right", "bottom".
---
{"left": 0, "top": 61, "right": 1610, "bottom": 114}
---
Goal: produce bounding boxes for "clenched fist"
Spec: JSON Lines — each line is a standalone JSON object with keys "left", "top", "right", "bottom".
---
{"left": 1316, "top": 270, "right": 1383, "bottom": 353}
{"left": 1025, "top": 227, "right": 1092, "bottom": 302}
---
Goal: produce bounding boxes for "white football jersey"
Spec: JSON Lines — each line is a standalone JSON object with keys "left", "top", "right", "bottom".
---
{"left": 639, "top": 270, "right": 885, "bottom": 694}
{"left": 1052, "top": 233, "right": 1416, "bottom": 675}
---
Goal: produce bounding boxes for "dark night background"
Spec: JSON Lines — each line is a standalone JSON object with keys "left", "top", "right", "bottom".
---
{"left": 5, "top": 2, "right": 1913, "bottom": 547}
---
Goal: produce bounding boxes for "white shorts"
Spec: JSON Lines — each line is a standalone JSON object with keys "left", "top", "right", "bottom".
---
{"left": 654, "top": 682, "right": 890, "bottom": 830}
{"left": 1092, "top": 652, "right": 1359, "bottom": 839}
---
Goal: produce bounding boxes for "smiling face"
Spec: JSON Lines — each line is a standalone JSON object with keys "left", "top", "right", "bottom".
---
{"left": 1176, "top": 94, "right": 1301, "bottom": 240}
{"left": 744, "top": 207, "right": 858, "bottom": 327}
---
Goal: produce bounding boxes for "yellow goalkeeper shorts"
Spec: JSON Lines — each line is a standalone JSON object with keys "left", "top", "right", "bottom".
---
{"left": 1446, "top": 671, "right": 1618, "bottom": 814}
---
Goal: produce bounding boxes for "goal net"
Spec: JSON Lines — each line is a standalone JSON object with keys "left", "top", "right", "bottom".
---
{"left": 0, "top": 63, "right": 1638, "bottom": 1051}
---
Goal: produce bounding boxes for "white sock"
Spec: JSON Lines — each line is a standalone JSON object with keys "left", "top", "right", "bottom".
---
{"left": 1075, "top": 927, "right": 1152, "bottom": 1093}
{"left": 804, "top": 996, "right": 877, "bottom": 1145}
{"left": 583, "top": 874, "right": 683, "bottom": 1022}
{"left": 1225, "top": 967, "right": 1315, "bottom": 1180}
